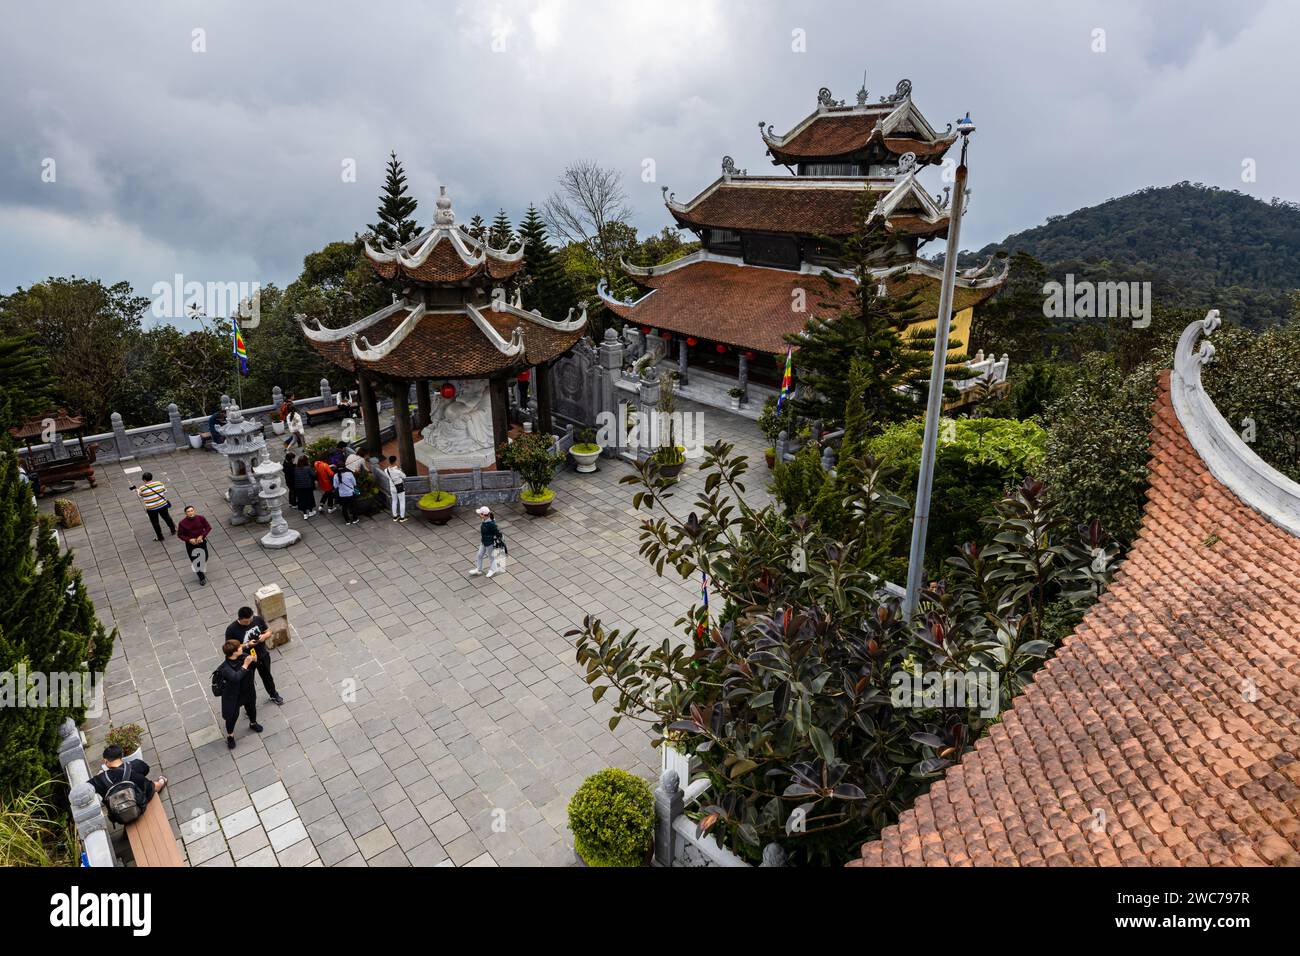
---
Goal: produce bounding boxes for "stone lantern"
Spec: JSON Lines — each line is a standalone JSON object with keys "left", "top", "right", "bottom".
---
{"left": 213, "top": 405, "right": 272, "bottom": 525}
{"left": 253, "top": 459, "right": 300, "bottom": 549}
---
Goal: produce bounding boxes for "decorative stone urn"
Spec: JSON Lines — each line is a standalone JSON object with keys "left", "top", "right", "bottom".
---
{"left": 253, "top": 460, "right": 301, "bottom": 549}
{"left": 570, "top": 445, "right": 601, "bottom": 473}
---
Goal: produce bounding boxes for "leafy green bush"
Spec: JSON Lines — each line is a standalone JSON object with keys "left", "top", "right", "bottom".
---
{"left": 305, "top": 435, "right": 339, "bottom": 462}
{"left": 567, "top": 768, "right": 654, "bottom": 867}
{"left": 499, "top": 432, "right": 565, "bottom": 495}
{"left": 417, "top": 491, "right": 455, "bottom": 509}
{"left": 105, "top": 723, "right": 143, "bottom": 754}
{"left": 757, "top": 395, "right": 795, "bottom": 445}
{"left": 0, "top": 780, "right": 76, "bottom": 867}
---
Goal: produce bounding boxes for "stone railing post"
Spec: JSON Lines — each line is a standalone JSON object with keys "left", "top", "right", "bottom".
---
{"left": 59, "top": 719, "right": 116, "bottom": 867}
{"left": 597, "top": 329, "right": 625, "bottom": 456}
{"left": 637, "top": 372, "right": 661, "bottom": 462}
{"left": 220, "top": 393, "right": 232, "bottom": 410}
{"left": 759, "top": 843, "right": 787, "bottom": 867}
{"left": 321, "top": 377, "right": 334, "bottom": 405}
{"left": 821, "top": 444, "right": 836, "bottom": 474}
{"left": 776, "top": 429, "right": 788, "bottom": 462}
{"left": 654, "top": 770, "right": 683, "bottom": 867}
{"left": 255, "top": 583, "right": 292, "bottom": 648}
{"left": 110, "top": 412, "right": 132, "bottom": 461}
{"left": 271, "top": 385, "right": 283, "bottom": 413}
{"left": 167, "top": 403, "right": 184, "bottom": 447}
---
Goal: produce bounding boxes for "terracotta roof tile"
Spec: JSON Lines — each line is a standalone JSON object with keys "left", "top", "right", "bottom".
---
{"left": 849, "top": 371, "right": 1300, "bottom": 867}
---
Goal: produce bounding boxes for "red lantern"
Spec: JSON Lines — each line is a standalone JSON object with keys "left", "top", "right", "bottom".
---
{"left": 715, "top": 343, "right": 727, "bottom": 354}
{"left": 439, "top": 383, "right": 457, "bottom": 400}
{"left": 743, "top": 350, "right": 757, "bottom": 361}
{"left": 660, "top": 331, "right": 672, "bottom": 340}
{"left": 686, "top": 337, "right": 698, "bottom": 347}
{"left": 639, "top": 326, "right": 652, "bottom": 335}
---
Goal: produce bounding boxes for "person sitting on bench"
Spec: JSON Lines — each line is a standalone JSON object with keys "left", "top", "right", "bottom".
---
{"left": 89, "top": 745, "right": 167, "bottom": 825}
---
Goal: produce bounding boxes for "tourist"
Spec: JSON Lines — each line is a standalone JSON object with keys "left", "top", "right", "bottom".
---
{"left": 385, "top": 455, "right": 407, "bottom": 522}
{"left": 327, "top": 440, "right": 348, "bottom": 470}
{"left": 207, "top": 407, "right": 226, "bottom": 445}
{"left": 282, "top": 451, "right": 299, "bottom": 511}
{"left": 335, "top": 464, "right": 359, "bottom": 525}
{"left": 89, "top": 744, "right": 167, "bottom": 824}
{"left": 314, "top": 456, "right": 336, "bottom": 513}
{"left": 469, "top": 506, "right": 505, "bottom": 578}
{"left": 225, "top": 607, "right": 284, "bottom": 705}
{"left": 283, "top": 406, "right": 305, "bottom": 450}
{"left": 345, "top": 447, "right": 366, "bottom": 474}
{"left": 279, "top": 393, "right": 295, "bottom": 426}
{"left": 131, "top": 471, "right": 176, "bottom": 541}
{"left": 293, "top": 455, "right": 316, "bottom": 517}
{"left": 176, "top": 505, "right": 212, "bottom": 586}
{"left": 215, "top": 639, "right": 261, "bottom": 749}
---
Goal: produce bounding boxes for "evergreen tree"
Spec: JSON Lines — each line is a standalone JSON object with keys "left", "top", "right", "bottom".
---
{"left": 969, "top": 251, "right": 1050, "bottom": 362}
{"left": 0, "top": 332, "right": 50, "bottom": 429}
{"left": 488, "top": 208, "right": 514, "bottom": 249}
{"left": 788, "top": 193, "right": 960, "bottom": 431}
{"left": 518, "top": 205, "right": 578, "bottom": 320}
{"left": 0, "top": 447, "right": 115, "bottom": 798}
{"left": 467, "top": 215, "right": 487, "bottom": 240}
{"left": 366, "top": 151, "right": 419, "bottom": 247}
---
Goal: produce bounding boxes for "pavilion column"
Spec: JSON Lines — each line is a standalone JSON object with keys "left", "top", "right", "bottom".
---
{"left": 391, "top": 381, "right": 416, "bottom": 474}
{"left": 489, "top": 375, "right": 511, "bottom": 468}
{"left": 535, "top": 362, "right": 555, "bottom": 437}
{"left": 737, "top": 352, "right": 749, "bottom": 404}
{"left": 415, "top": 378, "right": 432, "bottom": 431}
{"left": 358, "top": 371, "right": 382, "bottom": 458}
{"left": 677, "top": 337, "right": 689, "bottom": 385}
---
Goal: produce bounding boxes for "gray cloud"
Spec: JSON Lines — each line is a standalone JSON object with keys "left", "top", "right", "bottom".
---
{"left": 1, "top": 0, "right": 1293, "bottom": 310}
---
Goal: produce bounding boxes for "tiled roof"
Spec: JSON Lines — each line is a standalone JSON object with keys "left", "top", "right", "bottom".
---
{"left": 9, "top": 410, "right": 85, "bottom": 440}
{"left": 306, "top": 306, "right": 582, "bottom": 379}
{"left": 369, "top": 239, "right": 523, "bottom": 284}
{"left": 670, "top": 182, "right": 878, "bottom": 236}
{"left": 765, "top": 113, "right": 956, "bottom": 165}
{"left": 849, "top": 371, "right": 1300, "bottom": 867}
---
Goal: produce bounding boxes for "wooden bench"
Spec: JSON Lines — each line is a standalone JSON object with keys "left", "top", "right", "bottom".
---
{"left": 305, "top": 404, "right": 343, "bottom": 426}
{"left": 124, "top": 796, "right": 185, "bottom": 867}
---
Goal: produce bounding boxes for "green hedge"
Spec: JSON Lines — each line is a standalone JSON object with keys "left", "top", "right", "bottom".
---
{"left": 567, "top": 768, "right": 654, "bottom": 867}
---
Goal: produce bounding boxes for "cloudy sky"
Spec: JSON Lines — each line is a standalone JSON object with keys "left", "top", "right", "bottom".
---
{"left": 2, "top": 0, "right": 1295, "bottom": 319}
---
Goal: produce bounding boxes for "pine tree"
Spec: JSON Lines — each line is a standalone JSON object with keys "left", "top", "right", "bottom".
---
{"left": 0, "top": 332, "right": 50, "bottom": 429}
{"left": 789, "top": 192, "right": 963, "bottom": 431}
{"left": 0, "top": 450, "right": 115, "bottom": 799}
{"left": 518, "top": 205, "right": 578, "bottom": 320}
{"left": 488, "top": 208, "right": 514, "bottom": 249}
{"left": 969, "top": 251, "right": 1049, "bottom": 361}
{"left": 467, "top": 215, "right": 487, "bottom": 240}
{"left": 367, "top": 151, "right": 419, "bottom": 247}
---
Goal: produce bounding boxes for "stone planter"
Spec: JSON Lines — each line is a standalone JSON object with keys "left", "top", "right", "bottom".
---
{"left": 271, "top": 421, "right": 285, "bottom": 435}
{"left": 187, "top": 434, "right": 203, "bottom": 449}
{"left": 570, "top": 444, "right": 602, "bottom": 474}
{"left": 521, "top": 488, "right": 555, "bottom": 516}
{"left": 417, "top": 494, "right": 457, "bottom": 525}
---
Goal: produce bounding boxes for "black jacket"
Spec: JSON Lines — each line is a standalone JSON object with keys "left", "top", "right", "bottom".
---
{"left": 90, "top": 758, "right": 153, "bottom": 801}
{"left": 293, "top": 464, "right": 315, "bottom": 491}
{"left": 218, "top": 656, "right": 256, "bottom": 717}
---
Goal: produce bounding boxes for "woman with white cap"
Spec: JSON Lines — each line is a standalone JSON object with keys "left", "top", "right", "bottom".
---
{"left": 469, "top": 506, "right": 505, "bottom": 577}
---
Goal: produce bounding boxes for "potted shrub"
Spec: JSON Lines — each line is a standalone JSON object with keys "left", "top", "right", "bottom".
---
{"left": 569, "top": 427, "right": 601, "bottom": 474}
{"left": 500, "top": 432, "right": 566, "bottom": 516}
{"left": 567, "top": 768, "right": 655, "bottom": 867}
{"left": 651, "top": 369, "right": 686, "bottom": 480}
{"left": 727, "top": 386, "right": 744, "bottom": 410}
{"left": 184, "top": 423, "right": 204, "bottom": 449}
{"left": 758, "top": 396, "right": 794, "bottom": 469}
{"left": 271, "top": 408, "right": 286, "bottom": 435}
{"left": 105, "top": 723, "right": 144, "bottom": 764}
{"left": 352, "top": 466, "right": 382, "bottom": 516}
{"left": 651, "top": 443, "right": 686, "bottom": 479}
{"left": 416, "top": 490, "right": 457, "bottom": 525}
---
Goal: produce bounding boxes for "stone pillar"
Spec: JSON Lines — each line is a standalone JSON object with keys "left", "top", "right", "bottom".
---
{"left": 69, "top": 782, "right": 116, "bottom": 868}
{"left": 489, "top": 376, "right": 511, "bottom": 468}
{"left": 320, "top": 377, "right": 334, "bottom": 406}
{"left": 358, "top": 372, "right": 382, "bottom": 457}
{"left": 653, "top": 770, "right": 683, "bottom": 867}
{"left": 536, "top": 362, "right": 554, "bottom": 437}
{"left": 776, "top": 429, "right": 788, "bottom": 463}
{"left": 110, "top": 412, "right": 131, "bottom": 461}
{"left": 820, "top": 444, "right": 836, "bottom": 474}
{"left": 271, "top": 385, "right": 283, "bottom": 414}
{"left": 167, "top": 403, "right": 185, "bottom": 446}
{"left": 637, "top": 372, "right": 661, "bottom": 462}
{"left": 737, "top": 352, "right": 749, "bottom": 404}
{"left": 597, "top": 329, "right": 624, "bottom": 457}
{"left": 220, "top": 394, "right": 232, "bottom": 410}
{"left": 677, "top": 337, "right": 689, "bottom": 385}
{"left": 760, "top": 844, "right": 787, "bottom": 867}
{"left": 392, "top": 381, "right": 417, "bottom": 475}
{"left": 415, "top": 379, "right": 432, "bottom": 431}
{"left": 254, "top": 583, "right": 292, "bottom": 648}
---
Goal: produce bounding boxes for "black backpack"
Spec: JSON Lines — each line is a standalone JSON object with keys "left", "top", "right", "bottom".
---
{"left": 101, "top": 764, "right": 145, "bottom": 824}
{"left": 211, "top": 664, "right": 229, "bottom": 697}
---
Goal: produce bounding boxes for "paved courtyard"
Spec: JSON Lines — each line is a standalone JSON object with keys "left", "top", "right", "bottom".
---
{"left": 60, "top": 400, "right": 768, "bottom": 867}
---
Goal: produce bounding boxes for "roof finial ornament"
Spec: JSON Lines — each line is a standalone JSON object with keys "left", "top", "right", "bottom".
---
{"left": 434, "top": 185, "right": 455, "bottom": 227}
{"left": 721, "top": 156, "right": 745, "bottom": 181}
{"left": 817, "top": 87, "right": 842, "bottom": 109}
{"left": 896, "top": 151, "right": 917, "bottom": 177}
{"left": 881, "top": 78, "right": 912, "bottom": 104}
{"left": 856, "top": 71, "right": 869, "bottom": 106}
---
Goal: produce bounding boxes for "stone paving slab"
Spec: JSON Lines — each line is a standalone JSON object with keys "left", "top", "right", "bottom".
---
{"left": 65, "top": 402, "right": 768, "bottom": 866}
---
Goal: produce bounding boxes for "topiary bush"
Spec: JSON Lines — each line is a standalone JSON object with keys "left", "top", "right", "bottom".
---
{"left": 567, "top": 768, "right": 654, "bottom": 867}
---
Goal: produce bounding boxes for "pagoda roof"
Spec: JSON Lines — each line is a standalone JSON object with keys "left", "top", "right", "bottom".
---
{"left": 299, "top": 290, "right": 586, "bottom": 380}
{"left": 760, "top": 81, "right": 957, "bottom": 166}
{"left": 596, "top": 251, "right": 1006, "bottom": 354}
{"left": 9, "top": 410, "right": 85, "bottom": 441}
{"left": 851, "top": 314, "right": 1300, "bottom": 867}
{"left": 363, "top": 186, "right": 524, "bottom": 285}
{"left": 663, "top": 172, "right": 951, "bottom": 239}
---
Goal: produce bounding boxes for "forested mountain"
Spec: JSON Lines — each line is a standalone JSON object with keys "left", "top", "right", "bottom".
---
{"left": 968, "top": 182, "right": 1300, "bottom": 327}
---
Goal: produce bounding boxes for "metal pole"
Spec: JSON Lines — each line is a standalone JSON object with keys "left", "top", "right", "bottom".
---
{"left": 902, "top": 127, "right": 972, "bottom": 619}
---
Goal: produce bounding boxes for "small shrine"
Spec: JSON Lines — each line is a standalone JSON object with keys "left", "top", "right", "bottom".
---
{"left": 212, "top": 405, "right": 271, "bottom": 525}
{"left": 300, "top": 185, "right": 587, "bottom": 473}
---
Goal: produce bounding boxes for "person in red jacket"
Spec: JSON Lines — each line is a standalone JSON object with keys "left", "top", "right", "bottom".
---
{"left": 313, "top": 456, "right": 336, "bottom": 514}
{"left": 176, "top": 505, "right": 213, "bottom": 586}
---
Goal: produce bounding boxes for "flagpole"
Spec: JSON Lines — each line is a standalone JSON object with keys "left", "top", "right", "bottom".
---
{"left": 902, "top": 115, "right": 975, "bottom": 620}
{"left": 232, "top": 318, "right": 244, "bottom": 407}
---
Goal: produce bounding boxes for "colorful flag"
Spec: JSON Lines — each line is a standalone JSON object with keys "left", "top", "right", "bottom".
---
{"left": 233, "top": 320, "right": 249, "bottom": 376}
{"left": 776, "top": 347, "right": 794, "bottom": 411}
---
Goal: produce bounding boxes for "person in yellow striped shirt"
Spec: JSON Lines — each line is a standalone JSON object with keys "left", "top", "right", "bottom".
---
{"left": 131, "top": 472, "right": 175, "bottom": 541}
